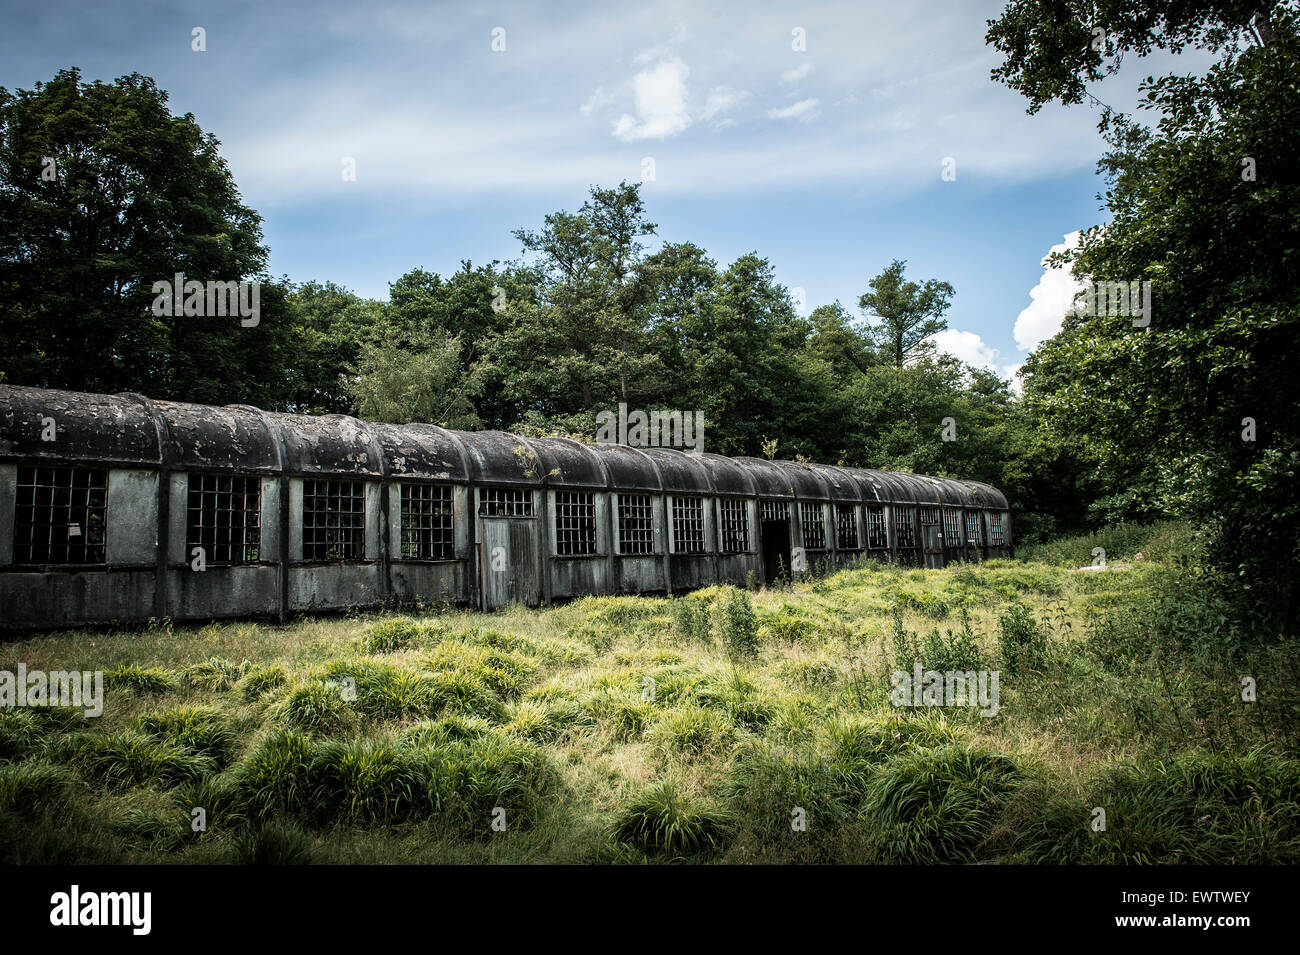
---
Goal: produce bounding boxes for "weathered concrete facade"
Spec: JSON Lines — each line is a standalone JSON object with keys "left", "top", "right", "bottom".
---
{"left": 0, "top": 385, "right": 1013, "bottom": 630}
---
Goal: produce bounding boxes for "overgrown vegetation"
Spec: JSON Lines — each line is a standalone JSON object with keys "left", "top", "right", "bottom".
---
{"left": 1, "top": 523, "right": 1295, "bottom": 864}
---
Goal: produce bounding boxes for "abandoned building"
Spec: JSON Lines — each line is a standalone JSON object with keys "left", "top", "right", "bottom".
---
{"left": 0, "top": 384, "right": 1012, "bottom": 629}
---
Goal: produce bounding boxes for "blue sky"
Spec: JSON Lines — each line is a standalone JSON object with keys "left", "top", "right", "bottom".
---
{"left": 1, "top": 0, "right": 1214, "bottom": 382}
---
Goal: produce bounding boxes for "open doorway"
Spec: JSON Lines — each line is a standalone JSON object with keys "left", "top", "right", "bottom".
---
{"left": 760, "top": 518, "right": 791, "bottom": 585}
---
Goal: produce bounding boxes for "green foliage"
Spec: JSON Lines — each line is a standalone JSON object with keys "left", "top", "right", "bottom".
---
{"left": 237, "top": 664, "right": 288, "bottom": 701}
{"left": 104, "top": 664, "right": 178, "bottom": 694}
{"left": 69, "top": 729, "right": 213, "bottom": 790}
{"left": 863, "top": 745, "right": 1024, "bottom": 863}
{"left": 612, "top": 780, "right": 733, "bottom": 855}
{"left": 136, "top": 705, "right": 237, "bottom": 765}
{"left": 998, "top": 603, "right": 1049, "bottom": 676}
{"left": 183, "top": 657, "right": 249, "bottom": 691}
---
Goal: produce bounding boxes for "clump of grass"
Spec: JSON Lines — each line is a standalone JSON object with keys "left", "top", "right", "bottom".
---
{"left": 353, "top": 617, "right": 445, "bottom": 654}
{"left": 583, "top": 687, "right": 654, "bottom": 740}
{"left": 776, "top": 658, "right": 840, "bottom": 690}
{"left": 136, "top": 705, "right": 238, "bottom": 765}
{"left": 69, "top": 730, "right": 214, "bottom": 790}
{"left": 307, "top": 738, "right": 441, "bottom": 824}
{"left": 503, "top": 699, "right": 582, "bottom": 743}
{"left": 104, "top": 664, "right": 178, "bottom": 694}
{"left": 264, "top": 680, "right": 358, "bottom": 734}
{"left": 399, "top": 715, "right": 493, "bottom": 747}
{"left": 612, "top": 779, "right": 733, "bottom": 855}
{"left": 648, "top": 706, "right": 736, "bottom": 760}
{"left": 236, "top": 664, "right": 288, "bottom": 701}
{"left": 0, "top": 761, "right": 80, "bottom": 814}
{"left": 862, "top": 744, "right": 1025, "bottom": 863}
{"left": 0, "top": 710, "right": 43, "bottom": 762}
{"left": 233, "top": 821, "right": 317, "bottom": 864}
{"left": 183, "top": 657, "right": 249, "bottom": 691}
{"left": 231, "top": 727, "right": 316, "bottom": 819}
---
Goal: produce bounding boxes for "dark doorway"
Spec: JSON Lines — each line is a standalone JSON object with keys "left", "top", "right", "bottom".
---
{"left": 760, "top": 519, "right": 791, "bottom": 585}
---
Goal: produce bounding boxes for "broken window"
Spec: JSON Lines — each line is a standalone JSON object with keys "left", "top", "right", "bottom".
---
{"left": 836, "top": 504, "right": 859, "bottom": 549}
{"left": 303, "top": 479, "right": 365, "bottom": 561}
{"left": 617, "top": 493, "right": 655, "bottom": 555}
{"left": 187, "top": 473, "right": 260, "bottom": 564}
{"left": 965, "top": 511, "right": 983, "bottom": 546}
{"left": 400, "top": 483, "right": 454, "bottom": 560}
{"left": 760, "top": 499, "right": 789, "bottom": 522}
{"left": 867, "top": 506, "right": 888, "bottom": 548}
{"left": 943, "top": 508, "right": 963, "bottom": 548}
{"left": 895, "top": 507, "right": 917, "bottom": 549}
{"left": 671, "top": 496, "right": 706, "bottom": 554}
{"left": 800, "top": 502, "right": 827, "bottom": 550}
{"left": 555, "top": 491, "right": 597, "bottom": 556}
{"left": 479, "top": 488, "right": 534, "bottom": 517}
{"left": 13, "top": 465, "right": 107, "bottom": 564}
{"left": 718, "top": 498, "right": 749, "bottom": 552}
{"left": 988, "top": 512, "right": 1005, "bottom": 546}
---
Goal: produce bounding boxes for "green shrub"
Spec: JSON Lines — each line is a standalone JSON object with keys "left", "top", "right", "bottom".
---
{"left": 0, "top": 761, "right": 79, "bottom": 814}
{"left": 233, "top": 821, "right": 316, "bottom": 864}
{"left": 104, "top": 665, "right": 178, "bottom": 694}
{"left": 648, "top": 706, "right": 736, "bottom": 760}
{"left": 264, "top": 680, "right": 357, "bottom": 734}
{"left": 0, "top": 710, "right": 43, "bottom": 762}
{"left": 236, "top": 664, "right": 288, "bottom": 701}
{"left": 136, "top": 705, "right": 238, "bottom": 764}
{"left": 714, "top": 588, "right": 759, "bottom": 658}
{"left": 70, "top": 730, "right": 214, "bottom": 790}
{"left": 998, "top": 603, "right": 1049, "bottom": 676}
{"left": 183, "top": 657, "right": 248, "bottom": 691}
{"left": 354, "top": 617, "right": 442, "bottom": 654}
{"left": 863, "top": 744, "right": 1024, "bottom": 863}
{"left": 612, "top": 779, "right": 732, "bottom": 855}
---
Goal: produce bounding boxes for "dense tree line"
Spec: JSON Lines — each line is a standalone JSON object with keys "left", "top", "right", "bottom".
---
{"left": 3, "top": 3, "right": 1297, "bottom": 633}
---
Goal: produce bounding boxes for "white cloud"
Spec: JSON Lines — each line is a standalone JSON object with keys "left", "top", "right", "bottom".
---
{"left": 932, "top": 328, "right": 1001, "bottom": 372}
{"left": 580, "top": 85, "right": 612, "bottom": 117}
{"left": 767, "top": 98, "right": 822, "bottom": 122}
{"left": 781, "top": 63, "right": 813, "bottom": 84}
{"left": 1014, "top": 231, "right": 1085, "bottom": 351}
{"left": 612, "top": 57, "right": 692, "bottom": 141}
{"left": 700, "top": 85, "right": 749, "bottom": 126}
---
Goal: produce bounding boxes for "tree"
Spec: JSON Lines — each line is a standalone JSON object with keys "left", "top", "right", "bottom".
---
{"left": 857, "top": 260, "right": 955, "bottom": 368}
{"left": 348, "top": 331, "right": 482, "bottom": 428}
{"left": 0, "top": 69, "right": 282, "bottom": 402}
{"left": 501, "top": 182, "right": 662, "bottom": 431}
{"left": 986, "top": 0, "right": 1280, "bottom": 113}
{"left": 995, "top": 3, "right": 1300, "bottom": 629}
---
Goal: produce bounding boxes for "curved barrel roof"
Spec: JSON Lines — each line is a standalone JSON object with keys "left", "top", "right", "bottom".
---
{"left": 0, "top": 385, "right": 1010, "bottom": 509}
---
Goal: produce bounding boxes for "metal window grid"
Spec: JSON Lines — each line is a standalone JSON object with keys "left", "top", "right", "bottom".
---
{"left": 555, "top": 491, "right": 597, "bottom": 556}
{"left": 943, "top": 509, "right": 963, "bottom": 548}
{"left": 836, "top": 504, "right": 859, "bottom": 549}
{"left": 400, "top": 483, "right": 454, "bottom": 560}
{"left": 13, "top": 465, "right": 107, "bottom": 564}
{"left": 988, "top": 512, "right": 1005, "bottom": 546}
{"left": 718, "top": 498, "right": 749, "bottom": 552}
{"left": 671, "top": 497, "right": 706, "bottom": 554}
{"left": 617, "top": 494, "right": 655, "bottom": 555}
{"left": 302, "top": 479, "right": 365, "bottom": 560}
{"left": 479, "top": 488, "right": 534, "bottom": 517}
{"left": 760, "top": 499, "right": 789, "bottom": 522}
{"left": 800, "top": 502, "right": 827, "bottom": 550}
{"left": 186, "top": 473, "right": 260, "bottom": 564}
{"left": 895, "top": 507, "right": 917, "bottom": 548}
{"left": 920, "top": 506, "right": 941, "bottom": 525}
{"left": 867, "top": 506, "right": 889, "bottom": 548}
{"left": 965, "top": 511, "right": 984, "bottom": 545}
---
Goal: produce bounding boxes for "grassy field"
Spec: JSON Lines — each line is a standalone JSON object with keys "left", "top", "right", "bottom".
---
{"left": 2, "top": 522, "right": 1297, "bottom": 864}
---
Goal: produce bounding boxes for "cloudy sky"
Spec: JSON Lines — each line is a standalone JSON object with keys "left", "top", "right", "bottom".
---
{"left": 1, "top": 0, "right": 1212, "bottom": 381}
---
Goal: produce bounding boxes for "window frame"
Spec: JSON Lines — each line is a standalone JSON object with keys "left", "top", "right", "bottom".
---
{"left": 301, "top": 478, "right": 367, "bottom": 562}
{"left": 186, "top": 472, "right": 262, "bottom": 566}
{"left": 670, "top": 495, "right": 707, "bottom": 555}
{"left": 717, "top": 497, "right": 750, "bottom": 554}
{"left": 398, "top": 482, "right": 456, "bottom": 562}
{"left": 615, "top": 492, "right": 656, "bottom": 556}
{"left": 12, "top": 465, "right": 109, "bottom": 566}
{"left": 554, "top": 490, "right": 599, "bottom": 557}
